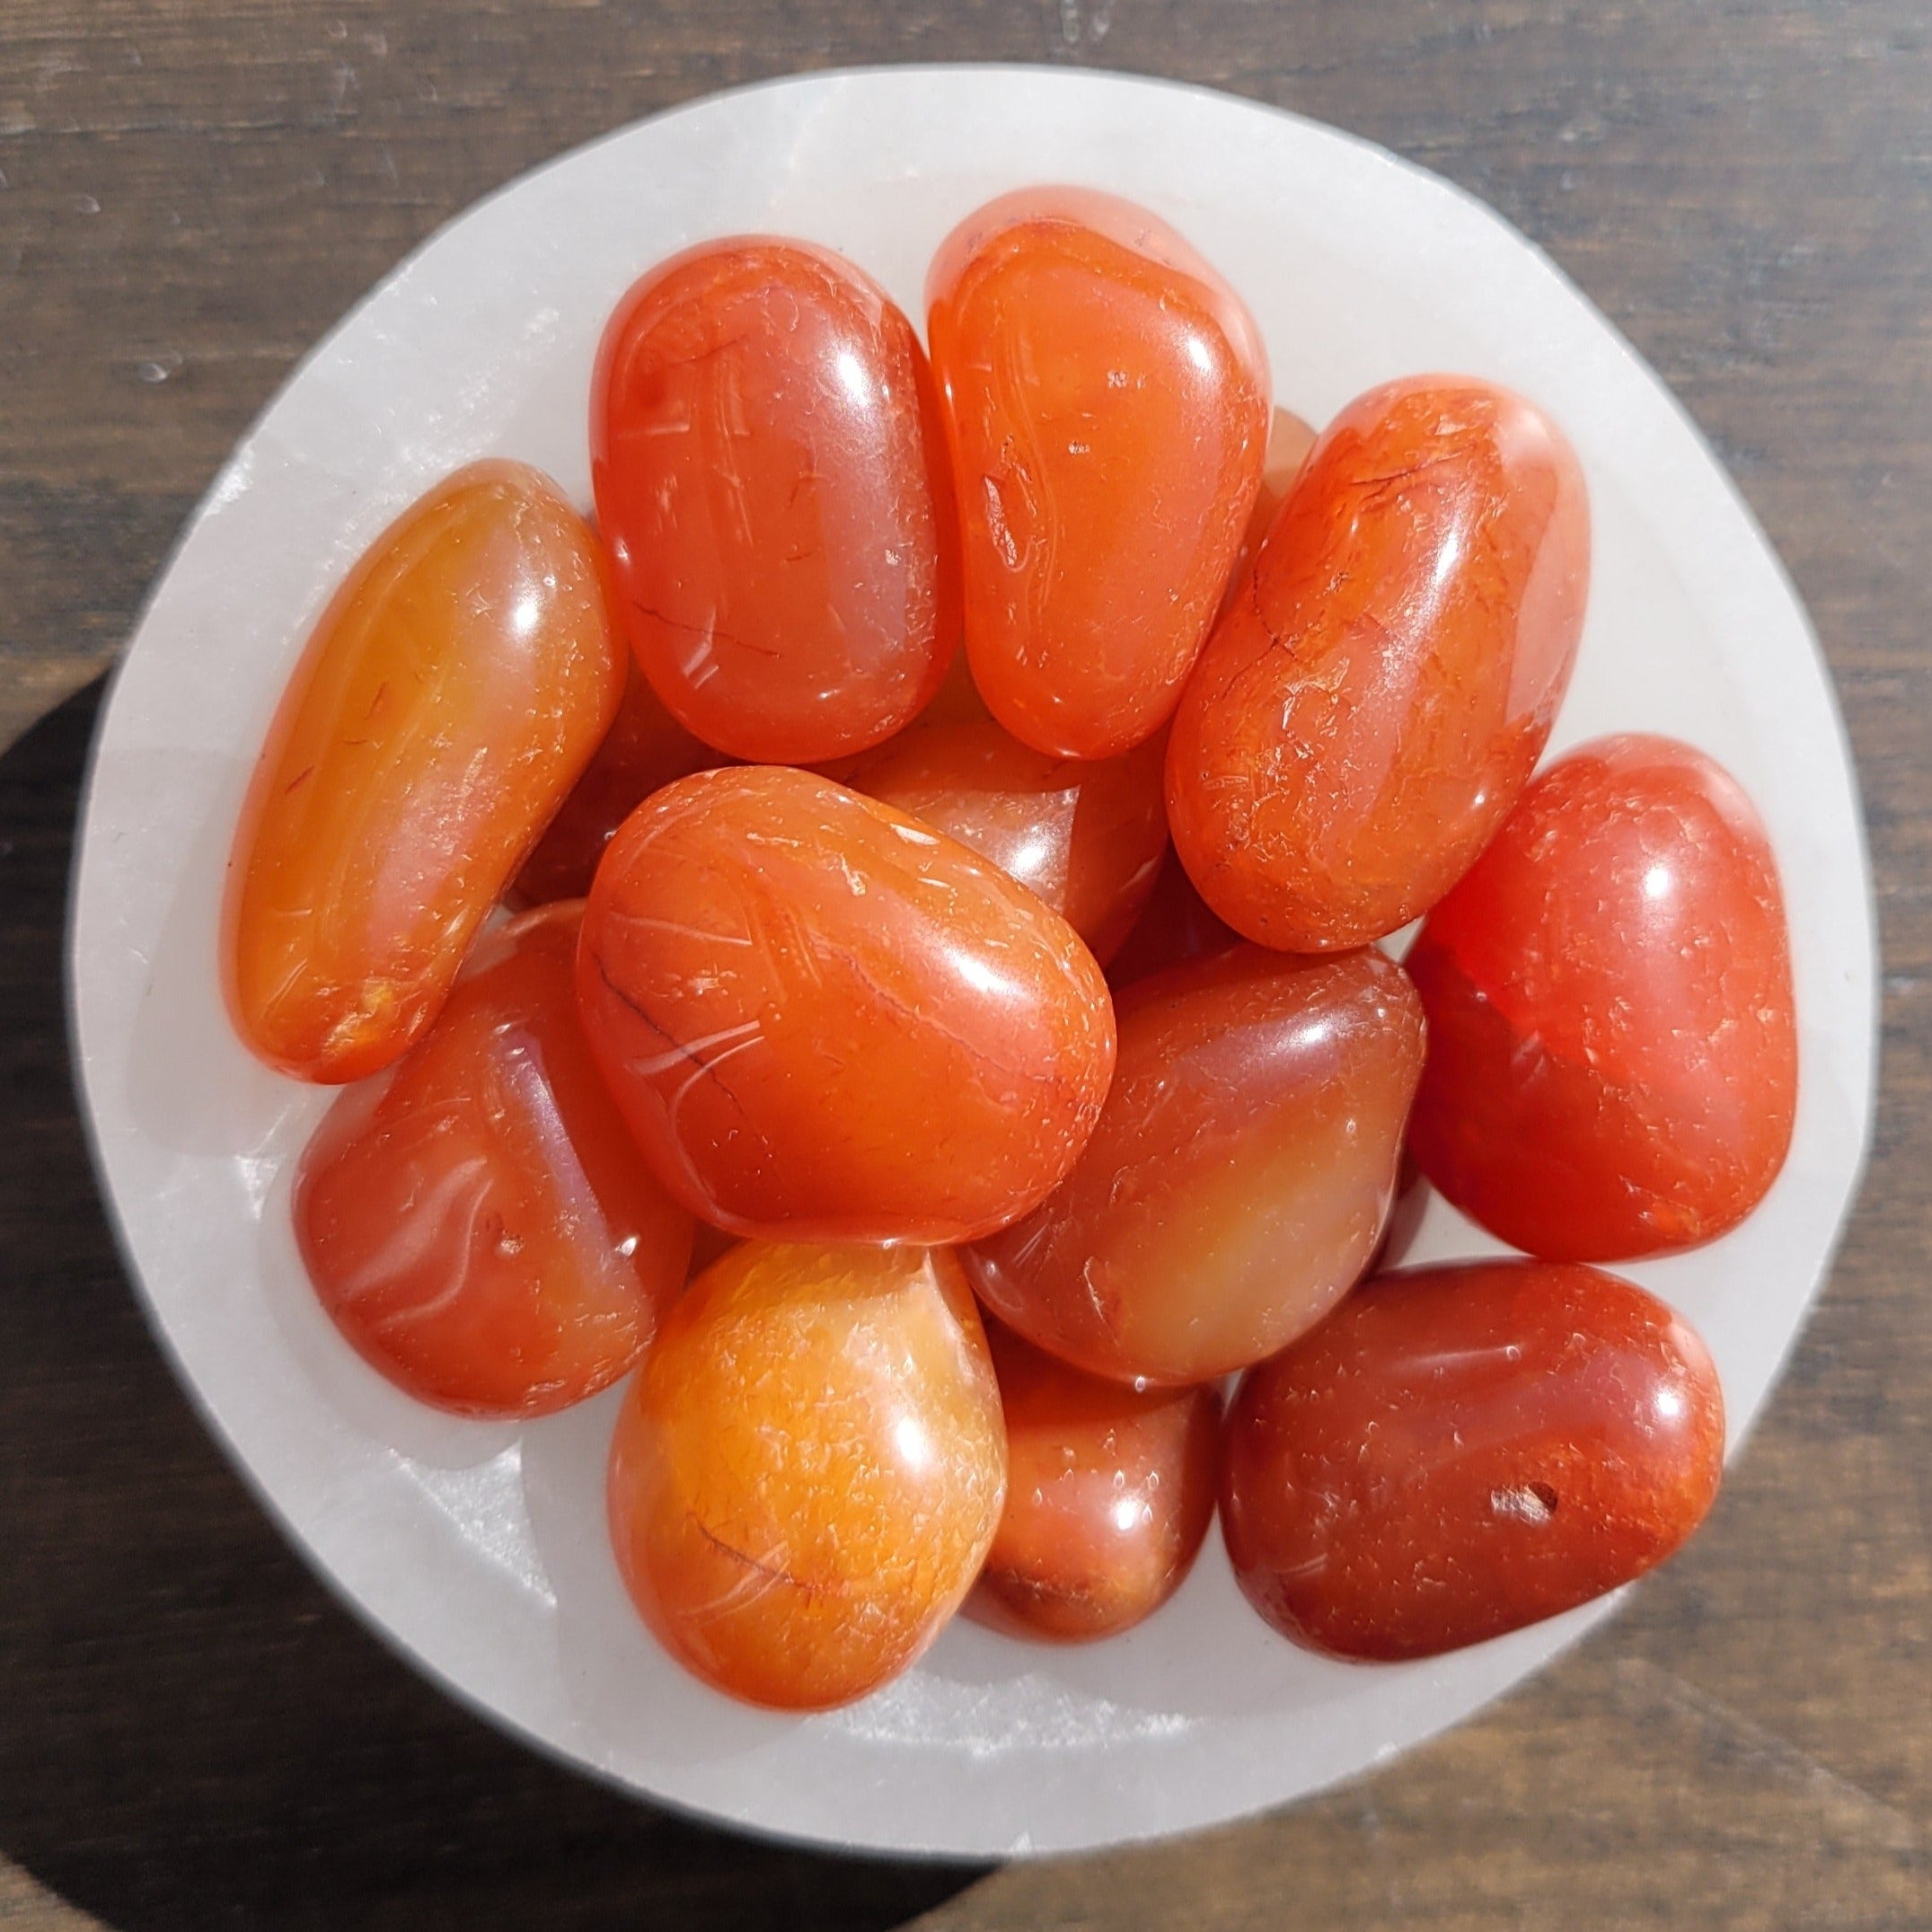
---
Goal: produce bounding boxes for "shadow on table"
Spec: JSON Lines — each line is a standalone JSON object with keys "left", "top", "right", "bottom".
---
{"left": 0, "top": 683, "right": 989, "bottom": 1932}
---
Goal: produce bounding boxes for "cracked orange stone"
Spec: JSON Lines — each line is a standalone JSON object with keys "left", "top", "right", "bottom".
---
{"left": 607, "top": 1240, "right": 1007, "bottom": 1710}
{"left": 1168, "top": 375, "right": 1591, "bottom": 951}
{"left": 966, "top": 944, "right": 1425, "bottom": 1385}
{"left": 1221, "top": 1259, "right": 1725, "bottom": 1662}
{"left": 225, "top": 461, "right": 625, "bottom": 1083}
{"left": 295, "top": 903, "right": 693, "bottom": 1418}
{"left": 973, "top": 1319, "right": 1221, "bottom": 1643}
{"left": 927, "top": 187, "right": 1270, "bottom": 760}
{"left": 593, "top": 237, "right": 960, "bottom": 763}
{"left": 576, "top": 763, "right": 1117, "bottom": 1244}
{"left": 1406, "top": 733, "right": 1798, "bottom": 1260}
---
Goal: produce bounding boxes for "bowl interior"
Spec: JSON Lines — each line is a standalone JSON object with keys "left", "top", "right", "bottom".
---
{"left": 68, "top": 66, "right": 1875, "bottom": 1857}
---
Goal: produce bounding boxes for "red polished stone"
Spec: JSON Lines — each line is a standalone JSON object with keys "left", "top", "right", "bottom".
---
{"left": 295, "top": 903, "right": 693, "bottom": 1417}
{"left": 1169, "top": 375, "right": 1590, "bottom": 951}
{"left": 227, "top": 462, "right": 624, "bottom": 1082}
{"left": 1407, "top": 733, "right": 1798, "bottom": 1260}
{"left": 594, "top": 237, "right": 959, "bottom": 763}
{"left": 607, "top": 1240, "right": 1006, "bottom": 1710}
{"left": 843, "top": 716, "right": 1167, "bottom": 964}
{"left": 927, "top": 187, "right": 1270, "bottom": 759}
{"left": 576, "top": 764, "right": 1117, "bottom": 1245}
{"left": 1222, "top": 1259, "right": 1725, "bottom": 1661}
{"left": 973, "top": 1319, "right": 1220, "bottom": 1643}
{"left": 966, "top": 944, "right": 1425, "bottom": 1385}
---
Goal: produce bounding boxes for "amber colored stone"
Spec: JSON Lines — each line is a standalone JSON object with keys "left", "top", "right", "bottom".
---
{"left": 225, "top": 461, "right": 624, "bottom": 1083}
{"left": 966, "top": 945, "right": 1425, "bottom": 1385}
{"left": 1407, "top": 734, "right": 1798, "bottom": 1260}
{"left": 1222, "top": 1260, "right": 1725, "bottom": 1662}
{"left": 607, "top": 1241, "right": 1006, "bottom": 1710}
{"left": 594, "top": 237, "right": 960, "bottom": 763}
{"left": 973, "top": 1319, "right": 1220, "bottom": 1643}
{"left": 515, "top": 663, "right": 723, "bottom": 904}
{"left": 927, "top": 187, "right": 1270, "bottom": 760}
{"left": 1169, "top": 375, "right": 1590, "bottom": 951}
{"left": 842, "top": 717, "right": 1167, "bottom": 963}
{"left": 576, "top": 764, "right": 1117, "bottom": 1245}
{"left": 294, "top": 904, "right": 693, "bottom": 1417}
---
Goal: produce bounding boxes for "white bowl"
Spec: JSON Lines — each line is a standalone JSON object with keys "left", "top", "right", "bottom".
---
{"left": 68, "top": 66, "right": 1876, "bottom": 1858}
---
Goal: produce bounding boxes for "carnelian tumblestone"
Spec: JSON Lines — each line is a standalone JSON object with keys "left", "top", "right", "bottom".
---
{"left": 576, "top": 764, "right": 1116, "bottom": 1245}
{"left": 927, "top": 188, "right": 1270, "bottom": 760}
{"left": 973, "top": 1319, "right": 1220, "bottom": 1643}
{"left": 843, "top": 717, "right": 1167, "bottom": 964}
{"left": 295, "top": 903, "right": 693, "bottom": 1418}
{"left": 966, "top": 945, "right": 1425, "bottom": 1385}
{"left": 1222, "top": 1260, "right": 1725, "bottom": 1662}
{"left": 226, "top": 461, "right": 624, "bottom": 1082}
{"left": 1406, "top": 734, "right": 1798, "bottom": 1260}
{"left": 1105, "top": 847, "right": 1243, "bottom": 992}
{"left": 1218, "top": 404, "right": 1319, "bottom": 619}
{"left": 1168, "top": 375, "right": 1590, "bottom": 951}
{"left": 607, "top": 1240, "right": 1006, "bottom": 1710}
{"left": 515, "top": 662, "right": 722, "bottom": 904}
{"left": 594, "top": 238, "right": 960, "bottom": 763}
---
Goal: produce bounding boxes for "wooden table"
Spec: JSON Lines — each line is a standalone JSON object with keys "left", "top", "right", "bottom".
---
{"left": 3, "top": 4, "right": 1926, "bottom": 1927}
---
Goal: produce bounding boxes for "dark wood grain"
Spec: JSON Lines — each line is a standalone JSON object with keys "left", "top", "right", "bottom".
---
{"left": 2, "top": 4, "right": 1927, "bottom": 1928}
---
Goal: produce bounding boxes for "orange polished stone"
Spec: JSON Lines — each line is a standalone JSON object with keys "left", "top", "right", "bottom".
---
{"left": 842, "top": 717, "right": 1167, "bottom": 964}
{"left": 607, "top": 1240, "right": 1006, "bottom": 1710}
{"left": 576, "top": 764, "right": 1117, "bottom": 1244}
{"left": 966, "top": 945, "right": 1425, "bottom": 1385}
{"left": 1169, "top": 375, "right": 1591, "bottom": 951}
{"left": 226, "top": 461, "right": 624, "bottom": 1082}
{"left": 515, "top": 662, "right": 723, "bottom": 904}
{"left": 1222, "top": 1260, "right": 1725, "bottom": 1662}
{"left": 294, "top": 904, "right": 693, "bottom": 1418}
{"left": 1407, "top": 734, "right": 1798, "bottom": 1260}
{"left": 927, "top": 188, "right": 1270, "bottom": 759}
{"left": 594, "top": 238, "right": 960, "bottom": 763}
{"left": 973, "top": 1319, "right": 1220, "bottom": 1643}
